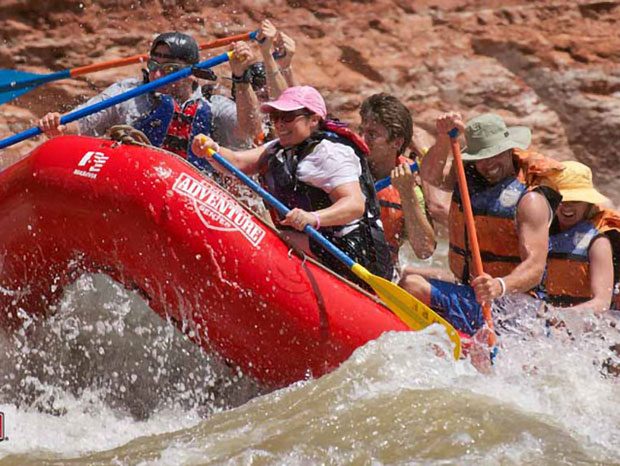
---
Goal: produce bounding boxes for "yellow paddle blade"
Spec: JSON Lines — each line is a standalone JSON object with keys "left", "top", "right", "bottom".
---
{"left": 352, "top": 264, "right": 461, "bottom": 360}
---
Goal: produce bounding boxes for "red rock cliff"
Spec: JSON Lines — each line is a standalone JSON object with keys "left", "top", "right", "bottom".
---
{"left": 1, "top": 0, "right": 619, "bottom": 205}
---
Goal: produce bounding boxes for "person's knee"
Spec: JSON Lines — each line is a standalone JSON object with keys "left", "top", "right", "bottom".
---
{"left": 402, "top": 266, "right": 452, "bottom": 282}
{"left": 399, "top": 272, "right": 427, "bottom": 295}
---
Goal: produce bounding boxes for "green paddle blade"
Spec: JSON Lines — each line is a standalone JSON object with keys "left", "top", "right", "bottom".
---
{"left": 352, "top": 264, "right": 462, "bottom": 359}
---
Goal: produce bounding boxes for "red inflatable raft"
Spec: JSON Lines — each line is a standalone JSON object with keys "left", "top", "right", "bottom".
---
{"left": 0, "top": 136, "right": 415, "bottom": 387}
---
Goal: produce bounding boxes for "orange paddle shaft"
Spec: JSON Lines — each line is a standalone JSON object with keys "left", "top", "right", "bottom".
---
{"left": 449, "top": 130, "right": 497, "bottom": 347}
{"left": 70, "top": 30, "right": 256, "bottom": 77}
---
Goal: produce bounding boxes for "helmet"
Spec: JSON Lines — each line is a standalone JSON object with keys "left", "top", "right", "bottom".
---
{"left": 150, "top": 31, "right": 200, "bottom": 64}
{"left": 248, "top": 62, "right": 266, "bottom": 91}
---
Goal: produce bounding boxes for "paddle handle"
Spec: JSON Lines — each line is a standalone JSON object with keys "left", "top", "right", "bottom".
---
{"left": 0, "top": 52, "right": 232, "bottom": 150}
{"left": 208, "top": 149, "right": 355, "bottom": 269}
{"left": 374, "top": 162, "right": 419, "bottom": 191}
{"left": 449, "top": 128, "right": 496, "bottom": 345}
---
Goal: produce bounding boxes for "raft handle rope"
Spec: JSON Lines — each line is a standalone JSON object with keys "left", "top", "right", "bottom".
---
{"left": 108, "top": 125, "right": 151, "bottom": 146}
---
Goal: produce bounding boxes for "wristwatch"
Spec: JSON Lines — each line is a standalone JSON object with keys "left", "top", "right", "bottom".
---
{"left": 231, "top": 68, "right": 252, "bottom": 84}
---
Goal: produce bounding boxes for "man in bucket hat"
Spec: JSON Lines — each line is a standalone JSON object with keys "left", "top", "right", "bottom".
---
{"left": 398, "top": 112, "right": 563, "bottom": 337}
{"left": 38, "top": 31, "right": 262, "bottom": 172}
{"left": 542, "top": 161, "right": 620, "bottom": 312}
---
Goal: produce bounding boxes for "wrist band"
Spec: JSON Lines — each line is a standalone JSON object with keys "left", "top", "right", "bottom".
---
{"left": 312, "top": 212, "right": 321, "bottom": 229}
{"left": 267, "top": 66, "right": 292, "bottom": 76}
{"left": 496, "top": 277, "right": 507, "bottom": 297}
{"left": 231, "top": 69, "right": 251, "bottom": 84}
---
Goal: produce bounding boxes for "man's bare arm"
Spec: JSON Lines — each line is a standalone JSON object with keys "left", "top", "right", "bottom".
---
{"left": 504, "top": 191, "right": 552, "bottom": 293}
{"left": 472, "top": 191, "right": 551, "bottom": 302}
{"left": 572, "top": 235, "right": 614, "bottom": 312}
{"left": 419, "top": 112, "right": 463, "bottom": 190}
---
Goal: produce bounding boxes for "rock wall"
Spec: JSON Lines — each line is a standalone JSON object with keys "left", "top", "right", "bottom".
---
{"left": 1, "top": 0, "right": 619, "bottom": 204}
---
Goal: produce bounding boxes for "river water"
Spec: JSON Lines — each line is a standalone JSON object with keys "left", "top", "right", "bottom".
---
{"left": 0, "top": 240, "right": 619, "bottom": 465}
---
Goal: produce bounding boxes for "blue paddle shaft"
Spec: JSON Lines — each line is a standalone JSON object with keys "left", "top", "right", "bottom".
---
{"left": 0, "top": 53, "right": 231, "bottom": 150}
{"left": 210, "top": 151, "right": 355, "bottom": 269}
{"left": 374, "top": 162, "right": 419, "bottom": 191}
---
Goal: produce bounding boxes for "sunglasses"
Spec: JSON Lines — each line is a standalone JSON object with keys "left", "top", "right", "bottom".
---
{"left": 146, "top": 59, "right": 187, "bottom": 75}
{"left": 269, "top": 110, "right": 313, "bottom": 124}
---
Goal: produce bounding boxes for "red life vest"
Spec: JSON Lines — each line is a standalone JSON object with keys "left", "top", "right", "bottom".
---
{"left": 133, "top": 94, "right": 213, "bottom": 172}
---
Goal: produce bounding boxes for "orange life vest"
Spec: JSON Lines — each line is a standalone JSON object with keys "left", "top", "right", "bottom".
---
{"left": 449, "top": 149, "right": 563, "bottom": 284}
{"left": 544, "top": 207, "right": 620, "bottom": 307}
{"left": 378, "top": 156, "right": 410, "bottom": 256}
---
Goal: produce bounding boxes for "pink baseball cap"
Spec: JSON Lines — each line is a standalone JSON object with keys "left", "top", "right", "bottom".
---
{"left": 260, "top": 85, "right": 327, "bottom": 119}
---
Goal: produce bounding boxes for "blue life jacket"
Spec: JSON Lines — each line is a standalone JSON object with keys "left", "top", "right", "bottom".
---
{"left": 133, "top": 94, "right": 213, "bottom": 173}
{"left": 546, "top": 210, "right": 620, "bottom": 307}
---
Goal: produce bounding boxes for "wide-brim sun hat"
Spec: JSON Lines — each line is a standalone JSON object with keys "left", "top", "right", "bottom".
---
{"left": 552, "top": 161, "right": 610, "bottom": 205}
{"left": 260, "top": 85, "right": 327, "bottom": 119}
{"left": 461, "top": 113, "right": 531, "bottom": 161}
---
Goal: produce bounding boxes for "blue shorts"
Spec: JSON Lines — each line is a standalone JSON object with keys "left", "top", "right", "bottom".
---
{"left": 429, "top": 279, "right": 485, "bottom": 336}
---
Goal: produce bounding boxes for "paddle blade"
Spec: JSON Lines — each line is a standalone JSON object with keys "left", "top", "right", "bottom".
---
{"left": 0, "top": 69, "right": 42, "bottom": 104}
{"left": 0, "top": 84, "right": 36, "bottom": 105}
{"left": 352, "top": 264, "right": 461, "bottom": 359}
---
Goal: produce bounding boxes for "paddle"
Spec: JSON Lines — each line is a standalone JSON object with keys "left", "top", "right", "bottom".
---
{"left": 374, "top": 162, "right": 419, "bottom": 191}
{"left": 448, "top": 128, "right": 497, "bottom": 351}
{"left": 0, "top": 31, "right": 258, "bottom": 106}
{"left": 203, "top": 145, "right": 461, "bottom": 359}
{"left": 0, "top": 52, "right": 231, "bottom": 150}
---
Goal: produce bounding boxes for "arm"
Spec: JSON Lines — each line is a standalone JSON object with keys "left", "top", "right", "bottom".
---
{"left": 38, "top": 112, "right": 80, "bottom": 137}
{"left": 392, "top": 164, "right": 436, "bottom": 259}
{"left": 275, "top": 32, "right": 299, "bottom": 88}
{"left": 472, "top": 191, "right": 551, "bottom": 302}
{"left": 572, "top": 235, "right": 614, "bottom": 312}
{"left": 257, "top": 20, "right": 288, "bottom": 99}
{"left": 419, "top": 112, "right": 463, "bottom": 190}
{"left": 229, "top": 42, "right": 262, "bottom": 143}
{"left": 281, "top": 181, "right": 365, "bottom": 231}
{"left": 191, "top": 134, "right": 266, "bottom": 175}
{"left": 421, "top": 179, "right": 451, "bottom": 236}
{"left": 508, "top": 192, "right": 552, "bottom": 291}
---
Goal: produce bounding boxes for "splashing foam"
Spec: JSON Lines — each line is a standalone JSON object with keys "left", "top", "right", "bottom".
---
{"left": 0, "top": 274, "right": 267, "bottom": 458}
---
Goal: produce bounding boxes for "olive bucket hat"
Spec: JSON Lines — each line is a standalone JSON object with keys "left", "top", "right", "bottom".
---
{"left": 461, "top": 113, "right": 532, "bottom": 161}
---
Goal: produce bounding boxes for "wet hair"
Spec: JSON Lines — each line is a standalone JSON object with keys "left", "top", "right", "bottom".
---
{"left": 360, "top": 93, "right": 413, "bottom": 156}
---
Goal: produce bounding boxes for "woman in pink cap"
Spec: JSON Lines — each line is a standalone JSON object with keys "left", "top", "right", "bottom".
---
{"left": 192, "top": 85, "right": 393, "bottom": 284}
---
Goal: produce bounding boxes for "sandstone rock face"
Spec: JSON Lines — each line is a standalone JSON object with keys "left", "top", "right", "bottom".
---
{"left": 1, "top": 0, "right": 619, "bottom": 205}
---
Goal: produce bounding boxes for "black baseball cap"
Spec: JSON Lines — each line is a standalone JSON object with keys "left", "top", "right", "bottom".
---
{"left": 150, "top": 32, "right": 200, "bottom": 64}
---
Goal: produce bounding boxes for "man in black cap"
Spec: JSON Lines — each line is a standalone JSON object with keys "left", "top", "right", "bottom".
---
{"left": 38, "top": 31, "right": 262, "bottom": 171}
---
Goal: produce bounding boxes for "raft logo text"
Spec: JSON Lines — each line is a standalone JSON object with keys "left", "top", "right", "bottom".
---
{"left": 73, "top": 151, "right": 109, "bottom": 180}
{"left": 173, "top": 173, "right": 266, "bottom": 247}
